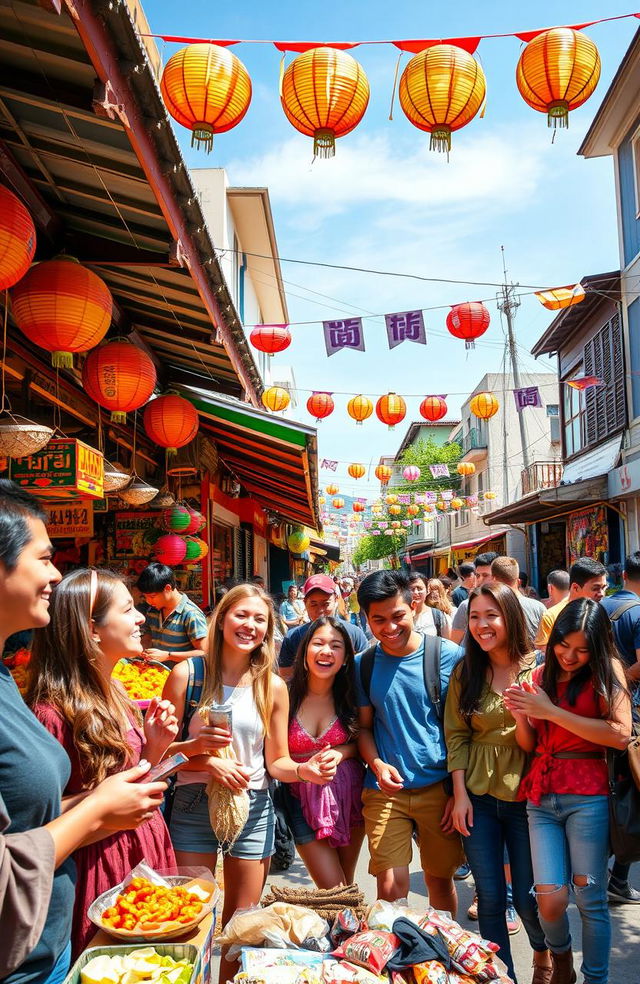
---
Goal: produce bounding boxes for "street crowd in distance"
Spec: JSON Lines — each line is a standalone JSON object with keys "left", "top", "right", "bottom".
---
{"left": 1, "top": 477, "right": 638, "bottom": 984}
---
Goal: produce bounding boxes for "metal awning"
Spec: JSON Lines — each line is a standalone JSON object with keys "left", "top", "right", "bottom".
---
{"left": 310, "top": 538, "right": 340, "bottom": 562}
{"left": 560, "top": 435, "right": 622, "bottom": 486}
{"left": 178, "top": 385, "right": 319, "bottom": 530}
{"left": 410, "top": 530, "right": 505, "bottom": 561}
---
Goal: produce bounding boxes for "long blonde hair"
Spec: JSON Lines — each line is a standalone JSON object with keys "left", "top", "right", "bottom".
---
{"left": 199, "top": 583, "right": 276, "bottom": 736}
{"left": 427, "top": 578, "right": 454, "bottom": 616}
{"left": 27, "top": 569, "right": 140, "bottom": 787}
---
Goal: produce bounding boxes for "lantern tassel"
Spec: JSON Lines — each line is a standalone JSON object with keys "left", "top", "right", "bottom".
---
{"left": 313, "top": 129, "right": 336, "bottom": 159}
{"left": 191, "top": 126, "right": 214, "bottom": 153}
{"left": 429, "top": 127, "right": 452, "bottom": 155}
{"left": 111, "top": 411, "right": 127, "bottom": 424}
{"left": 547, "top": 101, "right": 569, "bottom": 128}
{"left": 51, "top": 351, "right": 74, "bottom": 369}
{"left": 465, "top": 340, "right": 476, "bottom": 350}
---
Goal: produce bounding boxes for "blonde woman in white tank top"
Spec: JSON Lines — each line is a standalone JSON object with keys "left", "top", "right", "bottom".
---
{"left": 163, "top": 583, "right": 335, "bottom": 984}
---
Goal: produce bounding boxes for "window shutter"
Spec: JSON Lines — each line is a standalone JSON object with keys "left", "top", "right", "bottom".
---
{"left": 583, "top": 310, "right": 626, "bottom": 448}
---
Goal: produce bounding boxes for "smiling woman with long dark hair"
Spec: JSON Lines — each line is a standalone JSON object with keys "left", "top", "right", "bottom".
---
{"left": 284, "top": 615, "right": 365, "bottom": 888}
{"left": 445, "top": 582, "right": 550, "bottom": 984}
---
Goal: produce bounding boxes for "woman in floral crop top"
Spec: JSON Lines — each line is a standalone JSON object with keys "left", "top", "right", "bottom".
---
{"left": 505, "top": 599, "right": 631, "bottom": 984}
{"left": 283, "top": 616, "right": 365, "bottom": 887}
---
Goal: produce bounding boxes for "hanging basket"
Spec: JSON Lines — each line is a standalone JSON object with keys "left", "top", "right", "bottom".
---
{"left": 119, "top": 476, "right": 159, "bottom": 506}
{"left": 0, "top": 414, "right": 54, "bottom": 458}
{"left": 148, "top": 486, "right": 176, "bottom": 509}
{"left": 103, "top": 460, "right": 133, "bottom": 494}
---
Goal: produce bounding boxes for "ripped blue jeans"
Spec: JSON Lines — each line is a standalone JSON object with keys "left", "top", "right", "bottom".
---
{"left": 527, "top": 794, "right": 610, "bottom": 984}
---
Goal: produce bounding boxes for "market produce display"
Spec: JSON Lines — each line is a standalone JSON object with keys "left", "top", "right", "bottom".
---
{"left": 112, "top": 660, "right": 169, "bottom": 703}
{"left": 81, "top": 949, "right": 193, "bottom": 984}
{"left": 99, "top": 877, "right": 212, "bottom": 935}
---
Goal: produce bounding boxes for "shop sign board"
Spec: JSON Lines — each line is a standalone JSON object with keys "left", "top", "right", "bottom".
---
{"left": 609, "top": 457, "right": 640, "bottom": 499}
{"left": 114, "top": 511, "right": 158, "bottom": 556}
{"left": 12, "top": 439, "right": 104, "bottom": 498}
{"left": 46, "top": 500, "right": 94, "bottom": 538}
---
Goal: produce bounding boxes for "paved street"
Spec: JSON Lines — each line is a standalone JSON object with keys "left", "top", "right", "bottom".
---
{"left": 246, "top": 845, "right": 640, "bottom": 984}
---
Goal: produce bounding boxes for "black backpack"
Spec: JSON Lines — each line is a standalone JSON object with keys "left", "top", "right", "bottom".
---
{"left": 359, "top": 634, "right": 443, "bottom": 721}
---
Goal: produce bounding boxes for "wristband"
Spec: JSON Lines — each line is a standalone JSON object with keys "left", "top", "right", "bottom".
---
{"left": 296, "top": 763, "right": 310, "bottom": 783}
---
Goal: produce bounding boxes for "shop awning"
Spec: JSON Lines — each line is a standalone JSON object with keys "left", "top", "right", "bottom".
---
{"left": 410, "top": 531, "right": 505, "bottom": 562}
{"left": 310, "top": 538, "right": 341, "bottom": 562}
{"left": 484, "top": 476, "right": 609, "bottom": 526}
{"left": 178, "top": 385, "right": 319, "bottom": 530}
{"left": 560, "top": 435, "right": 622, "bottom": 486}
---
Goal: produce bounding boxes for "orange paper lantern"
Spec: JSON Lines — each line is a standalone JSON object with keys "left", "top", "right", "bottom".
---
{"left": 326, "top": 484, "right": 340, "bottom": 495}
{"left": 385, "top": 494, "right": 399, "bottom": 505}
{"left": 375, "top": 464, "right": 392, "bottom": 484}
{"left": 82, "top": 339, "right": 156, "bottom": 423}
{"left": 399, "top": 45, "right": 486, "bottom": 153}
{"left": 250, "top": 324, "right": 291, "bottom": 355}
{"left": 407, "top": 504, "right": 420, "bottom": 516}
{"left": 420, "top": 396, "right": 447, "bottom": 422}
{"left": 376, "top": 392, "right": 406, "bottom": 430}
{"left": 352, "top": 501, "right": 365, "bottom": 513}
{"left": 389, "top": 504, "right": 402, "bottom": 516}
{"left": 516, "top": 28, "right": 601, "bottom": 128}
{"left": 348, "top": 463, "right": 366, "bottom": 480}
{"left": 457, "top": 462, "right": 476, "bottom": 476}
{"left": 450, "top": 497, "right": 464, "bottom": 510}
{"left": 470, "top": 392, "right": 499, "bottom": 420}
{"left": 261, "top": 386, "right": 290, "bottom": 413}
{"left": 307, "top": 392, "right": 334, "bottom": 421}
{"left": 0, "top": 186, "right": 36, "bottom": 290}
{"left": 332, "top": 497, "right": 345, "bottom": 509}
{"left": 143, "top": 394, "right": 199, "bottom": 453}
{"left": 347, "top": 394, "right": 373, "bottom": 425}
{"left": 11, "top": 258, "right": 112, "bottom": 368}
{"left": 281, "top": 47, "right": 370, "bottom": 158}
{"left": 160, "top": 44, "right": 252, "bottom": 152}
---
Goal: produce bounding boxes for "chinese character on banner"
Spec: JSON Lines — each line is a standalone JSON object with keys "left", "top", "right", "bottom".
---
{"left": 429, "top": 464, "right": 450, "bottom": 479}
{"left": 321, "top": 459, "right": 338, "bottom": 471}
{"left": 385, "top": 310, "right": 426, "bottom": 350}
{"left": 323, "top": 318, "right": 365, "bottom": 356}
{"left": 513, "top": 386, "right": 542, "bottom": 411}
{"left": 425, "top": 491, "right": 437, "bottom": 503}
{"left": 397, "top": 494, "right": 411, "bottom": 504}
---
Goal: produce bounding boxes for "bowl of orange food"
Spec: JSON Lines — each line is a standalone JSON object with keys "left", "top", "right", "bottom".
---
{"left": 112, "top": 659, "right": 170, "bottom": 709}
{"left": 89, "top": 874, "right": 218, "bottom": 942}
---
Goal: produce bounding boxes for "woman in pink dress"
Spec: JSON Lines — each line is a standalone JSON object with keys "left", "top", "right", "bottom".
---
{"left": 284, "top": 616, "right": 365, "bottom": 887}
{"left": 26, "top": 568, "right": 179, "bottom": 956}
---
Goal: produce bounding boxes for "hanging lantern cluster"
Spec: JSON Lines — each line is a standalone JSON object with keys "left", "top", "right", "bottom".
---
{"left": 446, "top": 302, "right": 490, "bottom": 349}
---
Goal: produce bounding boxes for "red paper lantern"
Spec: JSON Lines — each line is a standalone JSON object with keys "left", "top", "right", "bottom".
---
{"left": 154, "top": 533, "right": 187, "bottom": 566}
{"left": 185, "top": 508, "right": 206, "bottom": 535}
{"left": 250, "top": 324, "right": 291, "bottom": 355}
{"left": 82, "top": 339, "right": 156, "bottom": 423}
{"left": 143, "top": 394, "right": 199, "bottom": 453}
{"left": 420, "top": 396, "right": 448, "bottom": 422}
{"left": 11, "top": 258, "right": 112, "bottom": 367}
{"left": 0, "top": 186, "right": 36, "bottom": 290}
{"left": 376, "top": 392, "right": 406, "bottom": 430}
{"left": 307, "top": 392, "right": 335, "bottom": 421}
{"left": 446, "top": 302, "right": 490, "bottom": 349}
{"left": 352, "top": 501, "right": 365, "bottom": 513}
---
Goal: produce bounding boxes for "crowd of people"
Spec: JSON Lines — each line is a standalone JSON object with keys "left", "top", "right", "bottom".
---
{"left": 1, "top": 477, "right": 638, "bottom": 984}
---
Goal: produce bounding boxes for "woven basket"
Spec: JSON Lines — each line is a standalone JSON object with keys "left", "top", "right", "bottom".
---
{"left": 0, "top": 416, "right": 54, "bottom": 458}
{"left": 119, "top": 477, "right": 159, "bottom": 505}
{"left": 103, "top": 460, "right": 133, "bottom": 494}
{"left": 148, "top": 486, "right": 176, "bottom": 509}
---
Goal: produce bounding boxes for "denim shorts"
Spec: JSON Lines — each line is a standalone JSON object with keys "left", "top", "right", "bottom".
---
{"left": 170, "top": 783, "right": 275, "bottom": 859}
{"left": 278, "top": 781, "right": 315, "bottom": 845}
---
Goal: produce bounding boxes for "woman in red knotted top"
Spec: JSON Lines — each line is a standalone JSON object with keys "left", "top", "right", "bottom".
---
{"left": 504, "top": 599, "right": 631, "bottom": 984}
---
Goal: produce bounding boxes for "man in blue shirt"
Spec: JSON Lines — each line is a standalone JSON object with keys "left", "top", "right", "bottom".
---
{"left": 356, "top": 570, "right": 464, "bottom": 913}
{"left": 600, "top": 551, "right": 640, "bottom": 905}
{"left": 452, "top": 563, "right": 476, "bottom": 608}
{"left": 278, "top": 574, "right": 368, "bottom": 681}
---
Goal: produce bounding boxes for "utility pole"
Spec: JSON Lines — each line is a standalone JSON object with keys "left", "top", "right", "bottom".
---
{"left": 497, "top": 247, "right": 530, "bottom": 477}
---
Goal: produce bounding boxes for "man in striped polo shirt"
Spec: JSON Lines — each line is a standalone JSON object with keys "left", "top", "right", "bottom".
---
{"left": 137, "top": 562, "right": 208, "bottom": 665}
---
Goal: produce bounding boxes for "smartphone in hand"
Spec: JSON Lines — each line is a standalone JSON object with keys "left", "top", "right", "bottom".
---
{"left": 142, "top": 752, "right": 188, "bottom": 783}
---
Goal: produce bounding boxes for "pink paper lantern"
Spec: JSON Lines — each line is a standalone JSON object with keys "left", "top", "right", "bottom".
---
{"left": 154, "top": 533, "right": 187, "bottom": 565}
{"left": 403, "top": 465, "right": 421, "bottom": 481}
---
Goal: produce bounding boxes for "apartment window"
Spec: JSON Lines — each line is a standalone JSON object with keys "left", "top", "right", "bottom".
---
{"left": 562, "top": 368, "right": 584, "bottom": 458}
{"left": 583, "top": 312, "right": 626, "bottom": 446}
{"left": 547, "top": 404, "right": 560, "bottom": 444}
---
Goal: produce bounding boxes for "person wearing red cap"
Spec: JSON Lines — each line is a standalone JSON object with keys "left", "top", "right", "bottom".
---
{"left": 278, "top": 575, "right": 369, "bottom": 681}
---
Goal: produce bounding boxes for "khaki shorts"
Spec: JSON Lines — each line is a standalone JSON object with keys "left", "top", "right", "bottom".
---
{"left": 362, "top": 781, "right": 463, "bottom": 879}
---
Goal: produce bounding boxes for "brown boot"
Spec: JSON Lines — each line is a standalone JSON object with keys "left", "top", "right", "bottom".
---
{"left": 531, "top": 962, "right": 552, "bottom": 984}
{"left": 550, "top": 950, "right": 576, "bottom": 984}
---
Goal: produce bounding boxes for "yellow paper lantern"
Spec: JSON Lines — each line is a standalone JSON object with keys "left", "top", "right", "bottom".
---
{"left": 399, "top": 44, "right": 486, "bottom": 153}
{"left": 385, "top": 494, "right": 399, "bottom": 505}
{"left": 516, "top": 28, "right": 600, "bottom": 128}
{"left": 389, "top": 504, "right": 402, "bottom": 515}
{"left": 326, "top": 484, "right": 339, "bottom": 495}
{"left": 450, "top": 497, "right": 464, "bottom": 510}
{"left": 348, "top": 394, "right": 374, "bottom": 424}
{"left": 262, "top": 386, "right": 290, "bottom": 412}
{"left": 281, "top": 47, "right": 370, "bottom": 158}
{"left": 457, "top": 462, "right": 476, "bottom": 476}
{"left": 470, "top": 392, "right": 499, "bottom": 420}
{"left": 332, "top": 497, "right": 345, "bottom": 509}
{"left": 348, "top": 463, "right": 366, "bottom": 480}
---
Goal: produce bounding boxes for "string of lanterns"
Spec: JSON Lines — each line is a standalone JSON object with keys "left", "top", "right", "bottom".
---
{"left": 156, "top": 28, "right": 603, "bottom": 157}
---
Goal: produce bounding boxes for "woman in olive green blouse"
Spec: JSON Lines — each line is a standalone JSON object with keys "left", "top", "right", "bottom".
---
{"left": 445, "top": 582, "right": 550, "bottom": 984}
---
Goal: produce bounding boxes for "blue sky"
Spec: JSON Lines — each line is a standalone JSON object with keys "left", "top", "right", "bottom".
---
{"left": 148, "top": 1, "right": 634, "bottom": 504}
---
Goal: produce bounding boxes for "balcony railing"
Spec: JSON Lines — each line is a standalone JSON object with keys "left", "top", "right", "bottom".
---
{"left": 521, "top": 461, "right": 563, "bottom": 497}
{"left": 462, "top": 427, "right": 487, "bottom": 454}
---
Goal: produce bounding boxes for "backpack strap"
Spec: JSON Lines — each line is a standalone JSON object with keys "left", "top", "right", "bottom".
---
{"left": 610, "top": 600, "right": 640, "bottom": 622}
{"left": 423, "top": 635, "right": 443, "bottom": 722}
{"left": 180, "top": 655, "right": 206, "bottom": 740}
{"left": 359, "top": 643, "right": 379, "bottom": 703}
